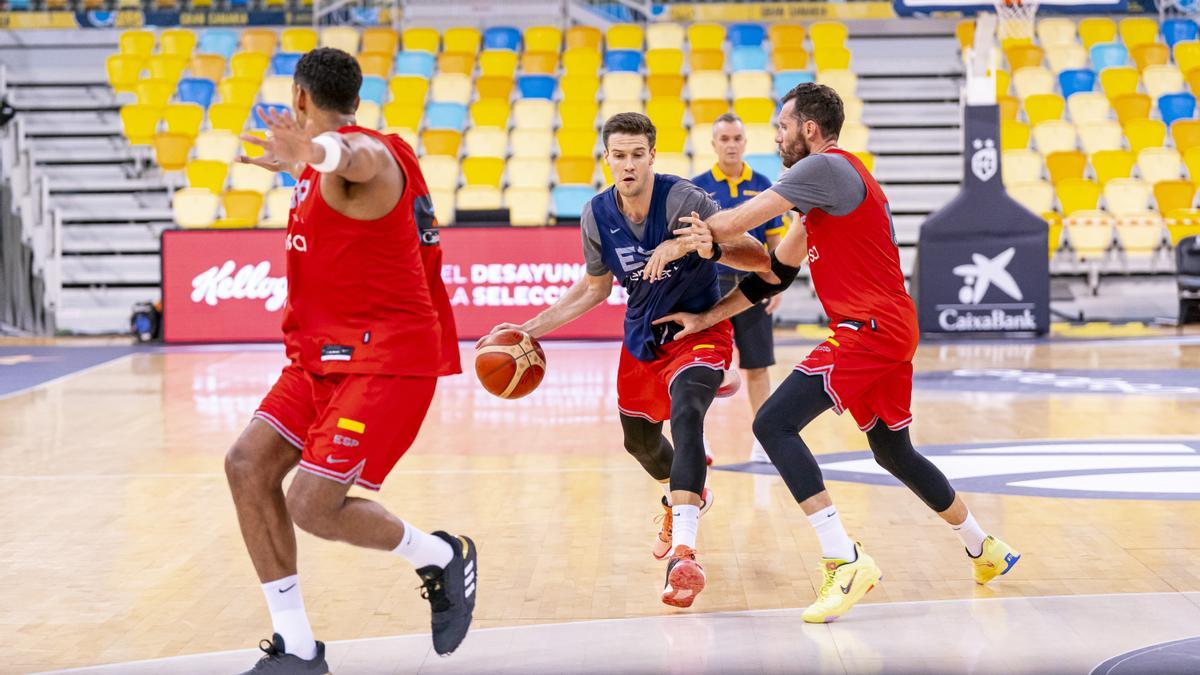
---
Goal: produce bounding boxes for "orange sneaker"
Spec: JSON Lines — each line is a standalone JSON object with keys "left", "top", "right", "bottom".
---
{"left": 660, "top": 545, "right": 706, "bottom": 608}
{"left": 652, "top": 487, "right": 713, "bottom": 560}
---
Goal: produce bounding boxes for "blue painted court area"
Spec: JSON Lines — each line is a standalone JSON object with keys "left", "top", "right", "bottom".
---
{"left": 0, "top": 345, "right": 142, "bottom": 399}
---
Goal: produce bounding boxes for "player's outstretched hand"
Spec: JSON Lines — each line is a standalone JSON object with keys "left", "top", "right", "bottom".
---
{"left": 475, "top": 323, "right": 525, "bottom": 349}
{"left": 652, "top": 311, "right": 709, "bottom": 340}
{"left": 240, "top": 108, "right": 318, "bottom": 167}
{"left": 644, "top": 238, "right": 686, "bottom": 283}
{"left": 765, "top": 294, "right": 783, "bottom": 315}
{"left": 673, "top": 211, "right": 714, "bottom": 259}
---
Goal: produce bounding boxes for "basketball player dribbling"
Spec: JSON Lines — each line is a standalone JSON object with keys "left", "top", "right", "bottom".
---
{"left": 657, "top": 83, "right": 1021, "bottom": 623}
{"left": 481, "top": 113, "right": 770, "bottom": 608}
{"left": 224, "top": 49, "right": 476, "bottom": 673}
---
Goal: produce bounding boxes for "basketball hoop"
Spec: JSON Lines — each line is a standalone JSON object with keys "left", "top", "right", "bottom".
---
{"left": 992, "top": 0, "right": 1041, "bottom": 48}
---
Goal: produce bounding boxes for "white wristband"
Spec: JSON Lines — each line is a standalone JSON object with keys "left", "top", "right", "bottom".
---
{"left": 310, "top": 133, "right": 343, "bottom": 173}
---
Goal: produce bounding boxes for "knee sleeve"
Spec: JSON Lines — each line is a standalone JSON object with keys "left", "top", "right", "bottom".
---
{"left": 667, "top": 367, "right": 722, "bottom": 495}
{"left": 752, "top": 371, "right": 835, "bottom": 503}
{"left": 620, "top": 414, "right": 673, "bottom": 482}
{"left": 865, "top": 426, "right": 956, "bottom": 512}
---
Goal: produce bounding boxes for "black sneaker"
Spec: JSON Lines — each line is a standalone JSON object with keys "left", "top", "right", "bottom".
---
{"left": 237, "top": 633, "right": 328, "bottom": 674}
{"left": 416, "top": 531, "right": 478, "bottom": 656}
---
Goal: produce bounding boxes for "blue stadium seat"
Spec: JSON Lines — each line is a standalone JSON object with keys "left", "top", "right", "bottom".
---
{"left": 604, "top": 50, "right": 643, "bottom": 73}
{"left": 517, "top": 75, "right": 557, "bottom": 100}
{"left": 198, "top": 29, "right": 239, "bottom": 60}
{"left": 8, "top": 0, "right": 31, "bottom": 9}
{"left": 359, "top": 76, "right": 388, "bottom": 105}
{"left": 280, "top": 172, "right": 297, "bottom": 188}
{"left": 229, "top": 0, "right": 248, "bottom": 7}
{"left": 1090, "top": 42, "right": 1129, "bottom": 71}
{"left": 483, "top": 26, "right": 522, "bottom": 51}
{"left": 728, "top": 23, "right": 766, "bottom": 48}
{"left": 1059, "top": 69, "right": 1097, "bottom": 99}
{"left": 425, "top": 102, "right": 468, "bottom": 131}
{"left": 271, "top": 53, "right": 303, "bottom": 77}
{"left": 1162, "top": 18, "right": 1199, "bottom": 48}
{"left": 177, "top": 78, "right": 216, "bottom": 110}
{"left": 731, "top": 46, "right": 769, "bottom": 72}
{"left": 394, "top": 51, "right": 436, "bottom": 79}
{"left": 745, "top": 153, "right": 782, "bottom": 179}
{"left": 1160, "top": 92, "right": 1196, "bottom": 127}
{"left": 774, "top": 71, "right": 815, "bottom": 99}
{"left": 253, "top": 104, "right": 292, "bottom": 129}
{"left": 552, "top": 185, "right": 594, "bottom": 218}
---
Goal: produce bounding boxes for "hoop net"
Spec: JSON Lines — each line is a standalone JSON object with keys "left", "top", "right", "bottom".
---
{"left": 993, "top": 0, "right": 1041, "bottom": 46}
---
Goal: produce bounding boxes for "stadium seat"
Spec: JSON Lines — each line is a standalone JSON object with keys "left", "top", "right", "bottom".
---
{"left": 1079, "top": 17, "right": 1118, "bottom": 50}
{"left": 119, "top": 30, "right": 154, "bottom": 58}
{"left": 1066, "top": 92, "right": 1110, "bottom": 124}
{"left": 402, "top": 27, "right": 439, "bottom": 54}
{"left": 1045, "top": 44, "right": 1088, "bottom": 73}
{"left": 1037, "top": 18, "right": 1077, "bottom": 48}
{"left": 468, "top": 98, "right": 509, "bottom": 129}
{"left": 198, "top": 29, "right": 239, "bottom": 61}
{"left": 153, "top": 132, "right": 193, "bottom": 172}
{"left": 420, "top": 155, "right": 459, "bottom": 191}
{"left": 161, "top": 29, "right": 198, "bottom": 58}
{"left": 733, "top": 97, "right": 775, "bottom": 124}
{"left": 732, "top": 47, "right": 770, "bottom": 72}
{"left": 557, "top": 128, "right": 597, "bottom": 158}
{"left": 510, "top": 128, "right": 554, "bottom": 158}
{"left": 240, "top": 130, "right": 267, "bottom": 160}
{"left": 690, "top": 50, "right": 726, "bottom": 72}
{"left": 646, "top": 49, "right": 684, "bottom": 76}
{"left": 133, "top": 79, "right": 172, "bottom": 109}
{"left": 1013, "top": 67, "right": 1055, "bottom": 99}
{"left": 461, "top": 157, "right": 505, "bottom": 187}
{"left": 729, "top": 23, "right": 766, "bottom": 48}
{"left": 106, "top": 55, "right": 145, "bottom": 94}
{"left": 561, "top": 74, "right": 600, "bottom": 101}
{"left": 521, "top": 51, "right": 558, "bottom": 75}
{"left": 361, "top": 27, "right": 400, "bottom": 56}
{"left": 219, "top": 190, "right": 263, "bottom": 227}
{"left": 1001, "top": 119, "right": 1031, "bottom": 150}
{"left": 605, "top": 50, "right": 643, "bottom": 73}
{"left": 551, "top": 185, "right": 593, "bottom": 218}
{"left": 1058, "top": 69, "right": 1096, "bottom": 98}
{"left": 565, "top": 25, "right": 602, "bottom": 51}
{"left": 691, "top": 153, "right": 719, "bottom": 177}
{"left": 464, "top": 127, "right": 507, "bottom": 157}
{"left": 1113, "top": 93, "right": 1152, "bottom": 125}
{"left": 999, "top": 95, "right": 1020, "bottom": 122}
{"left": 1159, "top": 92, "right": 1196, "bottom": 127}
{"left": 1114, "top": 212, "right": 1166, "bottom": 257}
{"left": 186, "top": 159, "right": 229, "bottom": 193}
{"left": 654, "top": 152, "right": 690, "bottom": 176}
{"left": 843, "top": 95, "right": 865, "bottom": 122}
{"left": 357, "top": 76, "right": 388, "bottom": 106}
{"left": 483, "top": 26, "right": 521, "bottom": 52}
{"left": 1119, "top": 16, "right": 1160, "bottom": 49}
{"left": 513, "top": 99, "right": 556, "bottom": 129}
{"left": 852, "top": 151, "right": 876, "bottom": 173}
{"left": 218, "top": 78, "right": 260, "bottom": 107}
{"left": 518, "top": 75, "right": 557, "bottom": 100}
{"left": 356, "top": 101, "right": 381, "bottom": 130}
{"left": 431, "top": 74, "right": 473, "bottom": 105}
{"left": 1163, "top": 18, "right": 1199, "bottom": 48}
{"left": 1104, "top": 178, "right": 1151, "bottom": 213}
{"left": 774, "top": 71, "right": 814, "bottom": 99}
{"left": 229, "top": 53, "right": 269, "bottom": 82}
{"left": 773, "top": 49, "right": 810, "bottom": 71}
{"left": 1064, "top": 211, "right": 1115, "bottom": 261}
{"left": 163, "top": 103, "right": 204, "bottom": 138}
{"left": 563, "top": 47, "right": 602, "bottom": 75}
{"left": 1091, "top": 149, "right": 1136, "bottom": 185}
{"left": 1079, "top": 120, "right": 1123, "bottom": 155}
{"left": 691, "top": 98, "right": 731, "bottom": 125}
{"left": 1009, "top": 180, "right": 1054, "bottom": 214}
{"left": 745, "top": 153, "right": 783, "bottom": 179}
{"left": 1090, "top": 42, "right": 1130, "bottom": 72}
{"left": 505, "top": 157, "right": 553, "bottom": 190}
{"left": 195, "top": 130, "right": 240, "bottom": 163}
{"left": 1138, "top": 147, "right": 1183, "bottom": 183}
{"left": 231, "top": 162, "right": 275, "bottom": 193}
{"left": 260, "top": 76, "right": 293, "bottom": 106}
{"left": 320, "top": 26, "right": 360, "bottom": 53}
{"left": 768, "top": 24, "right": 806, "bottom": 50}
{"left": 175, "top": 78, "right": 215, "bottom": 110}
{"left": 251, "top": 104, "right": 290, "bottom": 130}
{"left": 1057, "top": 178, "right": 1102, "bottom": 214}
{"left": 173, "top": 188, "right": 220, "bottom": 228}
{"left": 955, "top": 19, "right": 976, "bottom": 52}
{"left": 1144, "top": 65, "right": 1185, "bottom": 100}
{"left": 601, "top": 97, "right": 640, "bottom": 121}
{"left": 476, "top": 75, "right": 516, "bottom": 101}
{"left": 357, "top": 52, "right": 392, "bottom": 79}
{"left": 1132, "top": 43, "right": 1171, "bottom": 72}
{"left": 1034, "top": 120, "right": 1077, "bottom": 155}
{"left": 559, "top": 100, "right": 599, "bottom": 129}
{"left": 281, "top": 28, "right": 318, "bottom": 54}
{"left": 1185, "top": 146, "right": 1200, "bottom": 180}
{"left": 1099, "top": 67, "right": 1140, "bottom": 100}
{"left": 1179, "top": 42, "right": 1200, "bottom": 76}
{"left": 263, "top": 188, "right": 292, "bottom": 228}
{"left": 149, "top": 55, "right": 189, "bottom": 85}
{"left": 810, "top": 22, "right": 848, "bottom": 50}
{"left": 602, "top": 72, "right": 644, "bottom": 99}
{"left": 394, "top": 52, "right": 436, "bottom": 79}
{"left": 389, "top": 74, "right": 429, "bottom": 104}
{"left": 524, "top": 26, "right": 562, "bottom": 54}
{"left": 1024, "top": 93, "right": 1064, "bottom": 125}
{"left": 1155, "top": 179, "right": 1197, "bottom": 212}
{"left": 422, "top": 129, "right": 462, "bottom": 157}
{"left": 425, "top": 102, "right": 468, "bottom": 131}
{"left": 438, "top": 53, "right": 475, "bottom": 77}
{"left": 817, "top": 69, "right": 857, "bottom": 98}
{"left": 1165, "top": 208, "right": 1200, "bottom": 243}
{"left": 689, "top": 72, "right": 728, "bottom": 100}
{"left": 1174, "top": 119, "right": 1200, "bottom": 152}
{"left": 606, "top": 24, "right": 644, "bottom": 51}
{"left": 646, "top": 98, "right": 685, "bottom": 128}
{"left": 555, "top": 156, "right": 596, "bottom": 184}
{"left": 427, "top": 188, "right": 455, "bottom": 225}
{"left": 732, "top": 71, "right": 772, "bottom": 99}
{"left": 189, "top": 54, "right": 226, "bottom": 83}
{"left": 647, "top": 73, "right": 685, "bottom": 98}
{"left": 839, "top": 122, "right": 869, "bottom": 153}
{"left": 271, "top": 53, "right": 302, "bottom": 77}
{"left": 657, "top": 127, "right": 687, "bottom": 153}
{"left": 1045, "top": 150, "right": 1085, "bottom": 184}
{"left": 1005, "top": 44, "right": 1044, "bottom": 71}
{"left": 504, "top": 187, "right": 551, "bottom": 226}
{"left": 685, "top": 23, "right": 724, "bottom": 51}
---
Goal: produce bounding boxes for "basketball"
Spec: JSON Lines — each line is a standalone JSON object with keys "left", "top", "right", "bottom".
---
{"left": 474, "top": 329, "right": 546, "bottom": 399}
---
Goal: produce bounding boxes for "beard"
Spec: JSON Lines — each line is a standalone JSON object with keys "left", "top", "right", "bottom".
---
{"left": 778, "top": 138, "right": 809, "bottom": 168}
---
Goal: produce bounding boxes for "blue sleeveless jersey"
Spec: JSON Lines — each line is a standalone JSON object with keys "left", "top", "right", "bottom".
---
{"left": 592, "top": 174, "right": 720, "bottom": 362}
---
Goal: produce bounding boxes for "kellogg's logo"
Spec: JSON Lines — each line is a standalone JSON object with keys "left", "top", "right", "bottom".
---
{"left": 191, "top": 260, "right": 289, "bottom": 312}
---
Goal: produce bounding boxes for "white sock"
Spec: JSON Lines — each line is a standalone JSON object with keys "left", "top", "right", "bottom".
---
{"left": 261, "top": 575, "right": 318, "bottom": 660}
{"left": 807, "top": 505, "right": 857, "bottom": 561}
{"left": 671, "top": 504, "right": 700, "bottom": 551}
{"left": 393, "top": 521, "right": 454, "bottom": 569}
{"left": 952, "top": 511, "right": 988, "bottom": 557}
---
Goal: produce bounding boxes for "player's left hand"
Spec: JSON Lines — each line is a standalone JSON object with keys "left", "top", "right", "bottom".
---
{"left": 242, "top": 108, "right": 318, "bottom": 166}
{"left": 673, "top": 211, "right": 714, "bottom": 259}
{"left": 765, "top": 294, "right": 782, "bottom": 315}
{"left": 653, "top": 311, "right": 709, "bottom": 340}
{"left": 644, "top": 238, "right": 686, "bottom": 283}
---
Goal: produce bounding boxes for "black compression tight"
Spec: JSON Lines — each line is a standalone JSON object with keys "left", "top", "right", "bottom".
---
{"left": 865, "top": 425, "right": 956, "bottom": 512}
{"left": 619, "top": 415, "right": 674, "bottom": 482}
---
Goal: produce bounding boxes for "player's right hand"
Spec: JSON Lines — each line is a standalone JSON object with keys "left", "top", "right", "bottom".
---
{"left": 652, "top": 312, "right": 708, "bottom": 340}
{"left": 476, "top": 323, "right": 525, "bottom": 348}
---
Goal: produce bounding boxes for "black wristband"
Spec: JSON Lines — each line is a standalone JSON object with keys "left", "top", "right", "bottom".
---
{"left": 768, "top": 251, "right": 801, "bottom": 288}
{"left": 708, "top": 241, "right": 723, "bottom": 263}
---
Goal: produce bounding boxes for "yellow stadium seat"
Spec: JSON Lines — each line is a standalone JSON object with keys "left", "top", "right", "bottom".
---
{"left": 476, "top": 75, "right": 515, "bottom": 101}
{"left": 402, "top": 27, "right": 439, "bottom": 54}
{"left": 1037, "top": 17, "right": 1077, "bottom": 48}
{"left": 852, "top": 151, "right": 876, "bottom": 174}
{"left": 505, "top": 187, "right": 550, "bottom": 226}
{"left": 607, "top": 24, "right": 644, "bottom": 50}
{"left": 356, "top": 101, "right": 381, "bottom": 130}
{"left": 209, "top": 103, "right": 251, "bottom": 134}
{"left": 1119, "top": 16, "right": 1160, "bottom": 49}
{"left": 1137, "top": 147, "right": 1183, "bottom": 183}
{"left": 999, "top": 95, "right": 1020, "bottom": 122}
{"left": 1132, "top": 43, "right": 1170, "bottom": 72}
{"left": 691, "top": 153, "right": 718, "bottom": 177}
{"left": 218, "top": 77, "right": 261, "bottom": 107}
{"left": 955, "top": 19, "right": 975, "bottom": 52}
{"left": 281, "top": 28, "right": 318, "bottom": 53}
{"left": 1057, "top": 178, "right": 1102, "bottom": 214}
{"left": 646, "top": 97, "right": 685, "bottom": 129}
{"left": 1188, "top": 69, "right": 1200, "bottom": 98}
{"left": 814, "top": 46, "right": 852, "bottom": 71}
{"left": 521, "top": 51, "right": 558, "bottom": 75}
{"left": 240, "top": 130, "right": 266, "bottom": 160}
{"left": 839, "top": 122, "right": 869, "bottom": 153}
{"left": 190, "top": 54, "right": 226, "bottom": 82}
{"left": 230, "top": 52, "right": 270, "bottom": 82}
{"left": 148, "top": 54, "right": 188, "bottom": 84}
{"left": 161, "top": 29, "right": 197, "bottom": 58}
{"left": 996, "top": 69, "right": 1010, "bottom": 98}
{"left": 559, "top": 100, "right": 599, "bottom": 130}
{"left": 555, "top": 156, "right": 596, "bottom": 184}
{"left": 691, "top": 98, "right": 730, "bottom": 126}
{"left": 561, "top": 74, "right": 600, "bottom": 101}
{"left": 422, "top": 129, "right": 462, "bottom": 157}
{"left": 768, "top": 24, "right": 805, "bottom": 50}
{"left": 1013, "top": 66, "right": 1055, "bottom": 99}
{"left": 1113, "top": 93, "right": 1152, "bottom": 125}
{"left": 173, "top": 188, "right": 220, "bottom": 228}
{"left": 810, "top": 22, "right": 848, "bottom": 49}
{"left": 1104, "top": 178, "right": 1151, "bottom": 213}
{"left": 509, "top": 128, "right": 554, "bottom": 158}
{"left": 470, "top": 98, "right": 510, "bottom": 128}
{"left": 219, "top": 190, "right": 263, "bottom": 227}
{"left": 260, "top": 76, "right": 293, "bottom": 106}
{"left": 566, "top": 25, "right": 602, "bottom": 51}
{"left": 1166, "top": 207, "right": 1200, "bottom": 242}
{"left": 1176, "top": 42, "right": 1200, "bottom": 75}
{"left": 437, "top": 52, "right": 475, "bottom": 77}
{"left": 1185, "top": 146, "right": 1200, "bottom": 180}
{"left": 119, "top": 103, "right": 163, "bottom": 145}
{"left": 1023, "top": 93, "right": 1064, "bottom": 125}
{"left": 690, "top": 50, "right": 725, "bottom": 73}
{"left": 456, "top": 185, "right": 503, "bottom": 210}
{"left": 1009, "top": 180, "right": 1054, "bottom": 214}
{"left": 1078, "top": 17, "right": 1117, "bottom": 50}
{"left": 383, "top": 101, "right": 423, "bottom": 131}
{"left": 563, "top": 47, "right": 602, "bottom": 75}
{"left": 602, "top": 72, "right": 644, "bottom": 100}
{"left": 389, "top": 75, "right": 429, "bottom": 104}
{"left": 1034, "top": 120, "right": 1077, "bottom": 155}
{"left": 525, "top": 26, "right": 563, "bottom": 54}
{"left": 1004, "top": 149, "right": 1044, "bottom": 185}
{"left": 119, "top": 30, "right": 154, "bottom": 58}
{"left": 646, "top": 49, "right": 684, "bottom": 76}
{"left": 230, "top": 162, "right": 276, "bottom": 193}
{"left": 263, "top": 187, "right": 292, "bottom": 228}
{"left": 557, "top": 128, "right": 597, "bottom": 158}
{"left": 163, "top": 103, "right": 204, "bottom": 138}
{"left": 513, "top": 99, "right": 555, "bottom": 129}
{"left": 444, "top": 27, "right": 482, "bottom": 55}
{"left": 1005, "top": 44, "right": 1044, "bottom": 71}
{"left": 731, "top": 71, "right": 772, "bottom": 100}
{"left": 1100, "top": 68, "right": 1140, "bottom": 100}
{"left": 358, "top": 52, "right": 393, "bottom": 79}
{"left": 1091, "top": 149, "right": 1136, "bottom": 185}
{"left": 1066, "top": 92, "right": 1111, "bottom": 125}
{"left": 842, "top": 96, "right": 864, "bottom": 123}
{"left": 1114, "top": 212, "right": 1166, "bottom": 256}
{"left": 507, "top": 157, "right": 553, "bottom": 189}
{"left": 186, "top": 159, "right": 228, "bottom": 193}
{"left": 1045, "top": 44, "right": 1088, "bottom": 73}
{"left": 647, "top": 73, "right": 685, "bottom": 99}
{"left": 773, "top": 49, "right": 809, "bottom": 71}
{"left": 653, "top": 152, "right": 689, "bottom": 177}
{"left": 733, "top": 97, "right": 775, "bottom": 124}
{"left": 385, "top": 126, "right": 418, "bottom": 147}
{"left": 106, "top": 55, "right": 145, "bottom": 94}
{"left": 1001, "top": 119, "right": 1031, "bottom": 150}
{"left": 135, "top": 78, "right": 174, "bottom": 108}
{"left": 646, "top": 22, "right": 685, "bottom": 51}
{"left": 153, "top": 132, "right": 193, "bottom": 172}
{"left": 320, "top": 26, "right": 360, "bottom": 53}
{"left": 430, "top": 73, "right": 473, "bottom": 105}
{"left": 1064, "top": 211, "right": 1115, "bottom": 259}
{"left": 464, "top": 127, "right": 507, "bottom": 157}
{"left": 1155, "top": 179, "right": 1197, "bottom": 212}
{"left": 1143, "top": 65, "right": 1185, "bottom": 100}
{"left": 1173, "top": 119, "right": 1200, "bottom": 153}
{"left": 194, "top": 130, "right": 240, "bottom": 163}
{"left": 420, "top": 156, "right": 459, "bottom": 191}
{"left": 816, "top": 69, "right": 857, "bottom": 98}
{"left": 1078, "top": 120, "right": 1123, "bottom": 155}
{"left": 240, "top": 29, "right": 278, "bottom": 56}
{"left": 689, "top": 71, "right": 728, "bottom": 100}
{"left": 686, "top": 23, "right": 725, "bottom": 52}
{"left": 656, "top": 127, "right": 686, "bottom": 154}
{"left": 462, "top": 156, "right": 505, "bottom": 187}
{"left": 361, "top": 28, "right": 400, "bottom": 56}
{"left": 475, "top": 50, "right": 516, "bottom": 78}
{"left": 1045, "top": 150, "right": 1085, "bottom": 185}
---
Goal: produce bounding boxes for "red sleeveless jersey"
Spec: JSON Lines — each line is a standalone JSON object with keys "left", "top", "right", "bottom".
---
{"left": 281, "top": 126, "right": 460, "bottom": 377}
{"left": 803, "top": 148, "right": 918, "bottom": 361}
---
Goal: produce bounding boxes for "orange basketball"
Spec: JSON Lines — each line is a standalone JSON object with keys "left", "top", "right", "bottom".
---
{"left": 474, "top": 329, "right": 546, "bottom": 399}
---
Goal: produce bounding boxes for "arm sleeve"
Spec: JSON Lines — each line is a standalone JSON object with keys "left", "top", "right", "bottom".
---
{"left": 579, "top": 203, "right": 610, "bottom": 277}
{"left": 666, "top": 180, "right": 722, "bottom": 232}
{"left": 768, "top": 154, "right": 865, "bottom": 215}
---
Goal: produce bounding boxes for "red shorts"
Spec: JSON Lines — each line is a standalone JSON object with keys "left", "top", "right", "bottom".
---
{"left": 254, "top": 364, "right": 437, "bottom": 491}
{"left": 796, "top": 324, "right": 913, "bottom": 432}
{"left": 617, "top": 322, "right": 734, "bottom": 423}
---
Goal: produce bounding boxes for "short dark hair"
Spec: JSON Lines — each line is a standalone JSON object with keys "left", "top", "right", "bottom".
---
{"left": 781, "top": 83, "right": 844, "bottom": 139}
{"left": 295, "top": 47, "right": 362, "bottom": 115}
{"left": 602, "top": 112, "right": 656, "bottom": 149}
{"left": 713, "top": 112, "right": 742, "bottom": 126}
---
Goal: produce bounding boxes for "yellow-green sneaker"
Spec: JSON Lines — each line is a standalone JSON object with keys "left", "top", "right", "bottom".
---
{"left": 801, "top": 542, "right": 882, "bottom": 624}
{"left": 970, "top": 535, "right": 1021, "bottom": 585}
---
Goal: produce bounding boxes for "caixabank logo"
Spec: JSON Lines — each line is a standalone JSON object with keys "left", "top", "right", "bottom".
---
{"left": 937, "top": 247, "right": 1038, "bottom": 332}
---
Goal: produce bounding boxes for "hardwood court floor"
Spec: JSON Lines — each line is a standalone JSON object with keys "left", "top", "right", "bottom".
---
{"left": 2, "top": 334, "right": 1200, "bottom": 672}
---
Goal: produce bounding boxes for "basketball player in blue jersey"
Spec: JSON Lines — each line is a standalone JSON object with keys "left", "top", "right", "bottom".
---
{"left": 481, "top": 113, "right": 770, "bottom": 607}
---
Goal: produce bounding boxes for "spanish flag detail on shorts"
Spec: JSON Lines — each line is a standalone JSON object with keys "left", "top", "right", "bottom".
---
{"left": 337, "top": 417, "right": 366, "bottom": 434}
{"left": 826, "top": 337, "right": 840, "bottom": 347}
{"left": 693, "top": 344, "right": 715, "bottom": 351}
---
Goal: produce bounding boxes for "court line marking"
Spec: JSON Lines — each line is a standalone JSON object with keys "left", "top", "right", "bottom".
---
{"left": 42, "top": 590, "right": 1200, "bottom": 674}
{"left": 0, "top": 466, "right": 647, "bottom": 481}
{"left": 1089, "top": 636, "right": 1200, "bottom": 675}
{"left": 0, "top": 353, "right": 135, "bottom": 402}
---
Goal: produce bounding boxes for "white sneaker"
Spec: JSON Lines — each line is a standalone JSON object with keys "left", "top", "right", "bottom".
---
{"left": 749, "top": 439, "right": 772, "bottom": 464}
{"left": 716, "top": 369, "right": 741, "bottom": 398}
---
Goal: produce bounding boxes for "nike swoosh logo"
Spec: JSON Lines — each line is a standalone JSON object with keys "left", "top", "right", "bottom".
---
{"left": 840, "top": 570, "right": 858, "bottom": 595}
{"left": 610, "top": 228, "right": 621, "bottom": 234}
{"left": 278, "top": 583, "right": 296, "bottom": 593}
{"left": 327, "top": 457, "right": 350, "bottom": 464}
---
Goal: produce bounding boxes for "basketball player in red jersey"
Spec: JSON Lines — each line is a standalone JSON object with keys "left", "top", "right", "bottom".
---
{"left": 658, "top": 83, "right": 1020, "bottom": 623}
{"left": 224, "top": 49, "right": 476, "bottom": 673}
